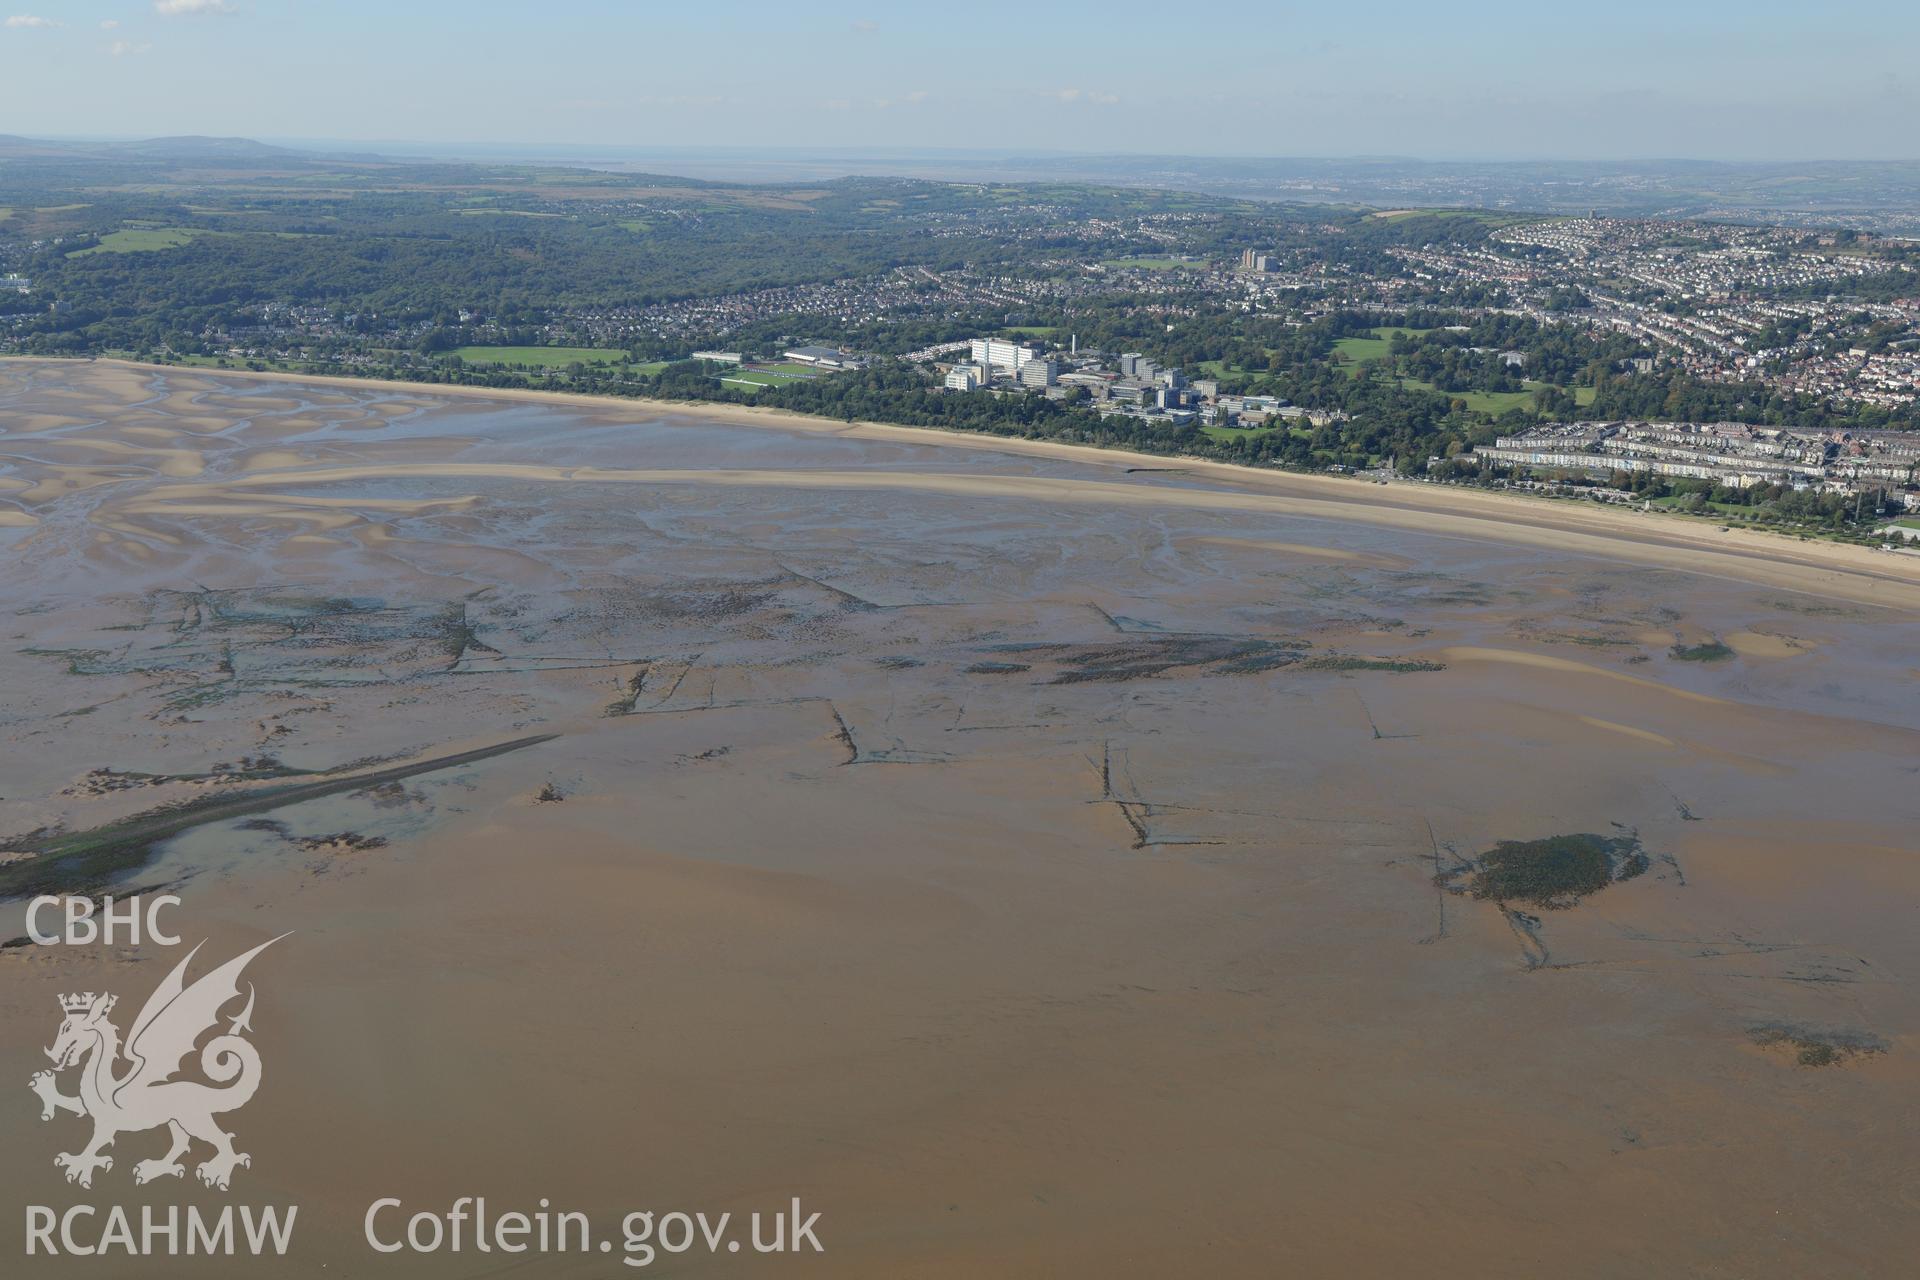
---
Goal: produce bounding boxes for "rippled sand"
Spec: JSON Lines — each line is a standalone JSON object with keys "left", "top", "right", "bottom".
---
{"left": 2, "top": 360, "right": 1918, "bottom": 1277}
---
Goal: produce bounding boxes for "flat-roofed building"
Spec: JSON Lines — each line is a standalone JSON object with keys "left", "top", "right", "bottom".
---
{"left": 784, "top": 345, "right": 863, "bottom": 369}
{"left": 969, "top": 338, "right": 1042, "bottom": 372}
{"left": 1017, "top": 358, "right": 1058, "bottom": 388}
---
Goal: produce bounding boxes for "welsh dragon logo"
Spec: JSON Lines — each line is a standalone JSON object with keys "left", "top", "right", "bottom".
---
{"left": 29, "top": 935, "right": 286, "bottom": 1191}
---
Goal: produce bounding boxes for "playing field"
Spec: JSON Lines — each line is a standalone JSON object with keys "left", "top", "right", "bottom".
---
{"left": 1333, "top": 327, "right": 1436, "bottom": 368}
{"left": 67, "top": 227, "right": 203, "bottom": 257}
{"left": 1333, "top": 335, "right": 1394, "bottom": 365}
{"left": 452, "top": 346, "right": 629, "bottom": 367}
{"left": 1105, "top": 256, "right": 1191, "bottom": 270}
{"left": 1199, "top": 424, "right": 1281, "bottom": 443}
{"left": 1395, "top": 378, "right": 1596, "bottom": 414}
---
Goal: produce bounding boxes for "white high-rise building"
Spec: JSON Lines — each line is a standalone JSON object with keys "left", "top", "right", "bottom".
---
{"left": 1017, "top": 359, "right": 1058, "bottom": 388}
{"left": 969, "top": 338, "right": 1041, "bottom": 372}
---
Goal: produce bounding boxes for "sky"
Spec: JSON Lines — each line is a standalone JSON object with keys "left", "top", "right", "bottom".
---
{"left": 1, "top": 0, "right": 1917, "bottom": 162}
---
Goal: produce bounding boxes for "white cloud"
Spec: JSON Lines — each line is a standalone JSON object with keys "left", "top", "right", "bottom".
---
{"left": 905, "top": 90, "right": 930, "bottom": 104}
{"left": 109, "top": 38, "right": 149, "bottom": 54}
{"left": 5, "top": 13, "right": 59, "bottom": 27}
{"left": 154, "top": 0, "right": 236, "bottom": 14}
{"left": 632, "top": 94, "right": 731, "bottom": 108}
{"left": 1041, "top": 87, "right": 1120, "bottom": 106}
{"left": 101, "top": 17, "right": 120, "bottom": 27}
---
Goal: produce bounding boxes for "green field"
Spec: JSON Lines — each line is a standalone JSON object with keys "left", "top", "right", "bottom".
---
{"left": 1370, "top": 209, "right": 1543, "bottom": 229}
{"left": 1200, "top": 424, "right": 1281, "bottom": 443}
{"left": 452, "top": 346, "right": 629, "bottom": 367}
{"left": 1105, "top": 256, "right": 1193, "bottom": 270}
{"left": 1328, "top": 328, "right": 1596, "bottom": 414}
{"left": 1333, "top": 335, "right": 1394, "bottom": 365}
{"left": 1397, "top": 380, "right": 1532, "bottom": 414}
{"left": 68, "top": 227, "right": 204, "bottom": 257}
{"left": 747, "top": 361, "right": 822, "bottom": 376}
{"left": 1333, "top": 327, "right": 1436, "bottom": 369}
{"left": 1002, "top": 325, "right": 1060, "bottom": 338}
{"left": 1650, "top": 496, "right": 1752, "bottom": 515}
{"left": 1395, "top": 378, "right": 1596, "bottom": 414}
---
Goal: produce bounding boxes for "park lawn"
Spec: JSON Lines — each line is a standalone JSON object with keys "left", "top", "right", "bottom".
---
{"left": 717, "top": 376, "right": 771, "bottom": 391}
{"left": 1334, "top": 327, "right": 1437, "bottom": 371}
{"left": 452, "top": 346, "right": 629, "bottom": 367}
{"left": 1650, "top": 496, "right": 1754, "bottom": 516}
{"left": 130, "top": 353, "right": 314, "bottom": 374}
{"left": 1334, "top": 335, "right": 1394, "bottom": 366}
{"left": 1397, "top": 377, "right": 1590, "bottom": 414}
{"left": 1106, "top": 256, "right": 1191, "bottom": 270}
{"left": 1890, "top": 517, "right": 1920, "bottom": 530}
{"left": 1200, "top": 424, "right": 1281, "bottom": 443}
{"left": 1002, "top": 325, "right": 1060, "bottom": 338}
{"left": 630, "top": 361, "right": 671, "bottom": 376}
{"left": 68, "top": 227, "right": 204, "bottom": 256}
{"left": 747, "top": 361, "right": 823, "bottom": 376}
{"left": 1371, "top": 209, "right": 1544, "bottom": 230}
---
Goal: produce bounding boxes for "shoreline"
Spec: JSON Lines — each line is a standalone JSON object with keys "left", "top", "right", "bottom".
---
{"left": 10, "top": 355, "right": 1920, "bottom": 609}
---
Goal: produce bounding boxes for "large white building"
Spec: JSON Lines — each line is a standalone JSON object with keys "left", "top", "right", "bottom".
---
{"left": 1017, "top": 358, "right": 1058, "bottom": 388}
{"left": 784, "top": 345, "right": 863, "bottom": 369}
{"left": 969, "top": 338, "right": 1042, "bottom": 373}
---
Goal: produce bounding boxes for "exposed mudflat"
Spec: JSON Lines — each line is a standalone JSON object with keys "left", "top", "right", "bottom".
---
{"left": 3, "top": 360, "right": 1918, "bottom": 1276}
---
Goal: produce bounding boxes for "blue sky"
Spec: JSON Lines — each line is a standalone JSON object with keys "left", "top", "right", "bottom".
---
{"left": 2, "top": 0, "right": 1916, "bottom": 160}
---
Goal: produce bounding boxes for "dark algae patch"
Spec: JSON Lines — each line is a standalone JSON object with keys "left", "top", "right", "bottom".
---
{"left": 1019, "top": 637, "right": 1308, "bottom": 684}
{"left": 1458, "top": 832, "right": 1650, "bottom": 909}
{"left": 1299, "top": 655, "right": 1446, "bottom": 673}
{"left": 1670, "top": 640, "right": 1734, "bottom": 662}
{"left": 1749, "top": 1024, "right": 1889, "bottom": 1068}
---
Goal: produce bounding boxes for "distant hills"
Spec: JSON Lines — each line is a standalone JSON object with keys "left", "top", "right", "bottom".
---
{"left": 4, "top": 135, "right": 1918, "bottom": 234}
{"left": 0, "top": 134, "right": 299, "bottom": 161}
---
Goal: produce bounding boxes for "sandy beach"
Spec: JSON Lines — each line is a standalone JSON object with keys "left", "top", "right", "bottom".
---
{"left": 2, "top": 358, "right": 1917, "bottom": 1277}
{"left": 14, "top": 356, "right": 1920, "bottom": 607}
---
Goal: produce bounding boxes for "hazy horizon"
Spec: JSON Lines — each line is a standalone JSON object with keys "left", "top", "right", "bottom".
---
{"left": 3, "top": 0, "right": 1917, "bottom": 162}
{"left": 20, "top": 135, "right": 1920, "bottom": 168}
